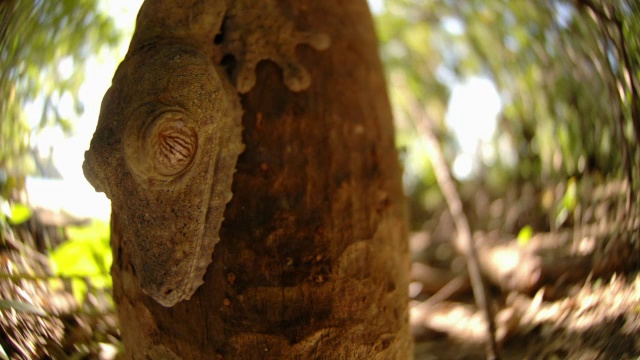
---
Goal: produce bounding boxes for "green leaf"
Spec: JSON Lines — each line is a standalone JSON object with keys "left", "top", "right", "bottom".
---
{"left": 517, "top": 225, "right": 533, "bottom": 246}
{"left": 71, "top": 278, "right": 88, "bottom": 305}
{"left": 50, "top": 240, "right": 105, "bottom": 277}
{"left": 66, "top": 220, "right": 110, "bottom": 242}
{"left": 48, "top": 220, "right": 112, "bottom": 303}
{"left": 555, "top": 207, "right": 569, "bottom": 228}
{"left": 7, "top": 203, "right": 31, "bottom": 225}
{"left": 561, "top": 177, "right": 577, "bottom": 211}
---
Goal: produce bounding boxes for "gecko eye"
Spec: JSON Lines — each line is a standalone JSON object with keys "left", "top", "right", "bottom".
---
{"left": 125, "top": 109, "right": 198, "bottom": 182}
{"left": 147, "top": 112, "right": 197, "bottom": 177}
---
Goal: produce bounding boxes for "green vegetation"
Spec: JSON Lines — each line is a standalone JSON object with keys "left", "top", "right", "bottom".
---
{"left": 0, "top": 0, "right": 119, "bottom": 304}
{"left": 376, "top": 0, "right": 640, "bottom": 229}
{"left": 49, "top": 220, "right": 112, "bottom": 303}
{"left": 375, "top": 4, "right": 640, "bottom": 357}
{"left": 0, "top": 0, "right": 119, "bottom": 181}
{"left": 0, "top": 1, "right": 121, "bottom": 326}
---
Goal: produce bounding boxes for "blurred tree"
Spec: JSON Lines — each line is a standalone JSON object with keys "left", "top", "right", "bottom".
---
{"left": 376, "top": 0, "right": 640, "bottom": 228}
{"left": 0, "top": 0, "right": 119, "bottom": 185}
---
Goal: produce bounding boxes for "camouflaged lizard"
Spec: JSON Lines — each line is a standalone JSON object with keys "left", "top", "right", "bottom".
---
{"left": 83, "top": 0, "right": 329, "bottom": 307}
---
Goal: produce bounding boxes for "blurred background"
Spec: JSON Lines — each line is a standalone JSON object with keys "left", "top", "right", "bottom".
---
{"left": 1, "top": 0, "right": 639, "bottom": 358}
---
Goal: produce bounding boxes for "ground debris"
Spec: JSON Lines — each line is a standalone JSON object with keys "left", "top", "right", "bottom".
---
{"left": 413, "top": 178, "right": 640, "bottom": 359}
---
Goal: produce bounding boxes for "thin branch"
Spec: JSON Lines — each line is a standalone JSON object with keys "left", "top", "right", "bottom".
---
{"left": 409, "top": 99, "right": 500, "bottom": 360}
{"left": 0, "top": 272, "right": 108, "bottom": 282}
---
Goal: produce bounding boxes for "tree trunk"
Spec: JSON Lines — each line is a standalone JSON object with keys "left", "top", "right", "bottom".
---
{"left": 109, "top": 1, "right": 411, "bottom": 358}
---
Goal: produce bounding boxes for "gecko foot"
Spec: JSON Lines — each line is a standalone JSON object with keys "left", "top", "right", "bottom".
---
{"left": 220, "top": 2, "right": 331, "bottom": 93}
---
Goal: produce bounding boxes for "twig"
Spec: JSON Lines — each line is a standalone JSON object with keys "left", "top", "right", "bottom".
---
{"left": 410, "top": 101, "right": 500, "bottom": 359}
{"left": 424, "top": 275, "right": 470, "bottom": 306}
{"left": 1, "top": 228, "right": 51, "bottom": 269}
{"left": 0, "top": 272, "right": 107, "bottom": 282}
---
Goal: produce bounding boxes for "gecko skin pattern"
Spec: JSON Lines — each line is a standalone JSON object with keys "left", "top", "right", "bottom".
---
{"left": 82, "top": 0, "right": 330, "bottom": 307}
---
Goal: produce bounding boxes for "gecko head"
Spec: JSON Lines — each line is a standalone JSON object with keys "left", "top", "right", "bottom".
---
{"left": 84, "top": 44, "right": 242, "bottom": 308}
{"left": 138, "top": 260, "right": 203, "bottom": 307}
{"left": 127, "top": 207, "right": 216, "bottom": 308}
{"left": 83, "top": 44, "right": 215, "bottom": 197}
{"left": 120, "top": 190, "right": 216, "bottom": 308}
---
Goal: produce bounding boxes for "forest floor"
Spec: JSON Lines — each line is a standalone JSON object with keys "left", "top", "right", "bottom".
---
{"left": 413, "top": 268, "right": 640, "bottom": 359}
{"left": 411, "top": 178, "right": 640, "bottom": 359}
{"left": 0, "top": 177, "right": 639, "bottom": 359}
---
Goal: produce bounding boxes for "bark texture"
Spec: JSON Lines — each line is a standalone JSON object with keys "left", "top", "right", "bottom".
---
{"left": 111, "top": 1, "right": 412, "bottom": 358}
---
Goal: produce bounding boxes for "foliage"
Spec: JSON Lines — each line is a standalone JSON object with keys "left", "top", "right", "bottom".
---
{"left": 0, "top": 3, "right": 119, "bottom": 304}
{"left": 1, "top": 200, "right": 111, "bottom": 304}
{"left": 0, "top": 200, "right": 30, "bottom": 247}
{"left": 3, "top": 201, "right": 31, "bottom": 225}
{"left": 516, "top": 225, "right": 533, "bottom": 245}
{"left": 49, "top": 220, "right": 112, "bottom": 303}
{"left": 0, "top": 0, "right": 120, "bottom": 179}
{"left": 375, "top": 0, "right": 640, "bottom": 228}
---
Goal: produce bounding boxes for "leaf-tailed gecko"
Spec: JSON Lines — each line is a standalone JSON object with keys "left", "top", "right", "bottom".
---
{"left": 82, "top": 0, "right": 329, "bottom": 307}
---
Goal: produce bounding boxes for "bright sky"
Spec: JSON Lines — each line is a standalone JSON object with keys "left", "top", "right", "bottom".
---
{"left": 26, "top": 0, "right": 143, "bottom": 220}
{"left": 446, "top": 77, "right": 502, "bottom": 179}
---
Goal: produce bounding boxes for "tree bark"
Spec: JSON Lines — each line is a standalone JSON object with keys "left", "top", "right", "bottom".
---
{"left": 111, "top": 1, "right": 412, "bottom": 358}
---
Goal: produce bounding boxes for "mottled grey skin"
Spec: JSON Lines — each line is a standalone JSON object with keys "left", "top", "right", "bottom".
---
{"left": 83, "top": 0, "right": 329, "bottom": 307}
{"left": 84, "top": 44, "right": 243, "bottom": 307}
